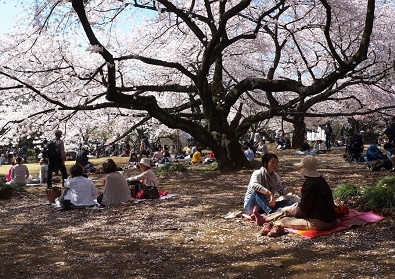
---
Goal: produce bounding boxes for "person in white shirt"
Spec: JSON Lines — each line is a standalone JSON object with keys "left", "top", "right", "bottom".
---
{"left": 62, "top": 164, "right": 98, "bottom": 208}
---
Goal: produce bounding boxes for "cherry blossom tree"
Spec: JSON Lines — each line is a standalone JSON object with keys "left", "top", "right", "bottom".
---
{"left": 1, "top": 0, "right": 395, "bottom": 171}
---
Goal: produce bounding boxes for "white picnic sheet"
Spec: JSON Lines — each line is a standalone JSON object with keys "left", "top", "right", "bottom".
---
{"left": 134, "top": 193, "right": 179, "bottom": 203}
{"left": 40, "top": 194, "right": 180, "bottom": 208}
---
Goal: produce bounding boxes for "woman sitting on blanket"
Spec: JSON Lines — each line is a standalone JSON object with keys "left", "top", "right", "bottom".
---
{"left": 127, "top": 158, "right": 167, "bottom": 198}
{"left": 244, "top": 153, "right": 295, "bottom": 217}
{"left": 9, "top": 156, "right": 30, "bottom": 186}
{"left": 97, "top": 159, "right": 131, "bottom": 207}
{"left": 127, "top": 158, "right": 158, "bottom": 187}
{"left": 59, "top": 164, "right": 98, "bottom": 210}
{"left": 255, "top": 155, "right": 336, "bottom": 237}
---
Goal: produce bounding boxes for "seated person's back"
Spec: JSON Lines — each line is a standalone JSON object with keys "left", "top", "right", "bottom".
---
{"left": 152, "top": 147, "right": 164, "bottom": 162}
{"left": 76, "top": 149, "right": 89, "bottom": 167}
{"left": 10, "top": 157, "right": 29, "bottom": 186}
{"left": 242, "top": 145, "right": 255, "bottom": 161}
{"left": 100, "top": 159, "right": 131, "bottom": 207}
{"left": 301, "top": 139, "right": 310, "bottom": 152}
{"left": 64, "top": 164, "right": 98, "bottom": 207}
{"left": 192, "top": 148, "right": 203, "bottom": 163}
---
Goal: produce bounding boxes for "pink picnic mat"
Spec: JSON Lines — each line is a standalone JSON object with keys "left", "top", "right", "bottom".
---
{"left": 286, "top": 209, "right": 384, "bottom": 239}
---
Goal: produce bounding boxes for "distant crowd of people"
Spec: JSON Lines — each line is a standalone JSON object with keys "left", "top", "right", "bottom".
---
{"left": 4, "top": 118, "right": 395, "bottom": 224}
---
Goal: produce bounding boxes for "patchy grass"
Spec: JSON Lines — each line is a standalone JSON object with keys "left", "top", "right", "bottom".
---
{"left": 157, "top": 163, "right": 188, "bottom": 176}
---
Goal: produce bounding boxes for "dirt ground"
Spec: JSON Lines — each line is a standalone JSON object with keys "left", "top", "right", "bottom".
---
{"left": 0, "top": 148, "right": 394, "bottom": 279}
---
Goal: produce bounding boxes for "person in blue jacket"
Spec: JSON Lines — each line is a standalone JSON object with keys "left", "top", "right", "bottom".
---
{"left": 366, "top": 140, "right": 384, "bottom": 161}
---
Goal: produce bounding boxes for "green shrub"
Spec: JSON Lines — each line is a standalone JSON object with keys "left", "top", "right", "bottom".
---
{"left": 27, "top": 149, "right": 36, "bottom": 157}
{"left": 0, "top": 181, "right": 25, "bottom": 191}
{"left": 0, "top": 181, "right": 24, "bottom": 199}
{"left": 158, "top": 163, "right": 187, "bottom": 176}
{"left": 376, "top": 175, "right": 395, "bottom": 188}
{"left": 333, "top": 183, "right": 360, "bottom": 199}
{"left": 359, "top": 183, "right": 395, "bottom": 210}
{"left": 201, "top": 161, "right": 218, "bottom": 171}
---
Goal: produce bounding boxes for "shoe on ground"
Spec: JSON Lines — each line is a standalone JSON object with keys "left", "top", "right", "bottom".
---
{"left": 267, "top": 225, "right": 287, "bottom": 237}
{"left": 366, "top": 162, "right": 371, "bottom": 169}
{"left": 260, "top": 222, "right": 273, "bottom": 236}
{"left": 391, "top": 168, "right": 395, "bottom": 172}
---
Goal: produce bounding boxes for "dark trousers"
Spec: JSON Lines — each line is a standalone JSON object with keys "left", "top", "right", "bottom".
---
{"left": 326, "top": 136, "right": 331, "bottom": 150}
{"left": 47, "top": 157, "right": 68, "bottom": 188}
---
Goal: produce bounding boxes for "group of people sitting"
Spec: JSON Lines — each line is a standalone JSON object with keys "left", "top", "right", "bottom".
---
{"left": 5, "top": 156, "right": 31, "bottom": 186}
{"left": 5, "top": 157, "right": 49, "bottom": 186}
{"left": 128, "top": 143, "right": 215, "bottom": 167}
{"left": 274, "top": 134, "right": 291, "bottom": 150}
{"left": 294, "top": 138, "right": 328, "bottom": 155}
{"left": 57, "top": 157, "right": 160, "bottom": 210}
{"left": 244, "top": 136, "right": 395, "bottom": 237}
{"left": 244, "top": 153, "right": 336, "bottom": 237}
{"left": 242, "top": 139, "right": 270, "bottom": 162}
{"left": 178, "top": 144, "right": 214, "bottom": 164}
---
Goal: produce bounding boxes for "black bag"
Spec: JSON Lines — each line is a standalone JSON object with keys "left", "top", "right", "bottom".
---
{"left": 60, "top": 200, "right": 72, "bottom": 211}
{"left": 128, "top": 181, "right": 145, "bottom": 197}
{"left": 382, "top": 159, "right": 393, "bottom": 170}
{"left": 43, "top": 140, "right": 57, "bottom": 159}
{"left": 370, "top": 161, "right": 383, "bottom": 171}
{"left": 97, "top": 193, "right": 103, "bottom": 204}
{"left": 128, "top": 181, "right": 159, "bottom": 199}
{"left": 142, "top": 185, "right": 160, "bottom": 199}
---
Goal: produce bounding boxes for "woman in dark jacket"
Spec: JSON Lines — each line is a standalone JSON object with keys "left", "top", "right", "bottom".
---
{"left": 260, "top": 155, "right": 336, "bottom": 237}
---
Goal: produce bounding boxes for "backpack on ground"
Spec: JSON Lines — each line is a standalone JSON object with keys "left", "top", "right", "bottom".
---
{"left": 382, "top": 159, "right": 393, "bottom": 170}
{"left": 370, "top": 160, "right": 383, "bottom": 171}
{"left": 43, "top": 141, "right": 57, "bottom": 159}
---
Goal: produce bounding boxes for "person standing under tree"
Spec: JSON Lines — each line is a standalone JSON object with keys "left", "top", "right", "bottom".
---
{"left": 46, "top": 130, "right": 68, "bottom": 189}
{"left": 324, "top": 122, "right": 333, "bottom": 151}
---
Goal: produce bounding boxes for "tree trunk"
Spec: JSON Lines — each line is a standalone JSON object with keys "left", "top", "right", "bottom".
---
{"left": 292, "top": 116, "right": 306, "bottom": 149}
{"left": 205, "top": 132, "right": 252, "bottom": 172}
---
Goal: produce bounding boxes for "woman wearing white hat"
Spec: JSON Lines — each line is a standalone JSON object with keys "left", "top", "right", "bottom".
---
{"left": 127, "top": 158, "right": 158, "bottom": 187}
{"left": 259, "top": 155, "right": 336, "bottom": 237}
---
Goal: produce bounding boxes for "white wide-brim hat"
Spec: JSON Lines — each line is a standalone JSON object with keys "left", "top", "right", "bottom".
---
{"left": 294, "top": 155, "right": 320, "bottom": 177}
{"left": 139, "top": 158, "right": 152, "bottom": 168}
